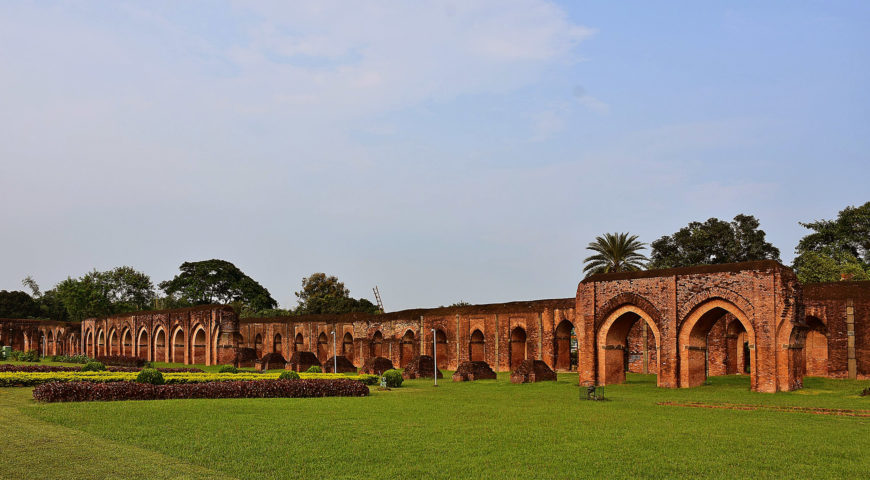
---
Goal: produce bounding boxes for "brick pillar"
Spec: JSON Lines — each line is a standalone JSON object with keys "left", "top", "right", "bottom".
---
{"left": 847, "top": 299, "right": 857, "bottom": 379}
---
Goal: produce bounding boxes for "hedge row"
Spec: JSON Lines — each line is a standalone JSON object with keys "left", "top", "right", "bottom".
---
{"left": 0, "top": 365, "right": 203, "bottom": 374}
{"left": 94, "top": 356, "right": 147, "bottom": 368}
{"left": 0, "top": 371, "right": 378, "bottom": 387}
{"left": 33, "top": 379, "right": 370, "bottom": 402}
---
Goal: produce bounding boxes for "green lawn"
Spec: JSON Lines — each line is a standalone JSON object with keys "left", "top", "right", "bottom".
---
{"left": 1, "top": 366, "right": 868, "bottom": 479}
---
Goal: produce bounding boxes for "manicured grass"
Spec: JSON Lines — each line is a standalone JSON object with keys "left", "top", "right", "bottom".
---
{"left": 1, "top": 370, "right": 868, "bottom": 479}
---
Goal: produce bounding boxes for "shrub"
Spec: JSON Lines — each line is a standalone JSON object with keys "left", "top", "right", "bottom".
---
{"left": 136, "top": 369, "right": 165, "bottom": 385}
{"left": 279, "top": 370, "right": 300, "bottom": 380}
{"left": 81, "top": 362, "right": 106, "bottom": 372}
{"left": 33, "top": 379, "right": 370, "bottom": 402}
{"left": 0, "top": 365, "right": 81, "bottom": 373}
{"left": 51, "top": 354, "right": 91, "bottom": 364}
{"left": 95, "top": 355, "right": 146, "bottom": 368}
{"left": 0, "top": 370, "right": 379, "bottom": 387}
{"left": 306, "top": 365, "right": 322, "bottom": 373}
{"left": 16, "top": 350, "right": 41, "bottom": 362}
{"left": 383, "top": 369, "right": 403, "bottom": 388}
{"left": 218, "top": 365, "right": 239, "bottom": 374}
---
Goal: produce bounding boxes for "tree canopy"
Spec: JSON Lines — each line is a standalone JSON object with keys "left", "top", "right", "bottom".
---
{"left": 54, "top": 267, "right": 157, "bottom": 322}
{"left": 0, "top": 290, "right": 42, "bottom": 318}
{"left": 583, "top": 232, "right": 648, "bottom": 276}
{"left": 792, "top": 202, "right": 870, "bottom": 283}
{"left": 159, "top": 259, "right": 277, "bottom": 315}
{"left": 649, "top": 214, "right": 780, "bottom": 270}
{"left": 294, "top": 273, "right": 379, "bottom": 315}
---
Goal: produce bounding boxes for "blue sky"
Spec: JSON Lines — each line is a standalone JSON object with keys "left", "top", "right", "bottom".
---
{"left": 1, "top": 1, "right": 867, "bottom": 310}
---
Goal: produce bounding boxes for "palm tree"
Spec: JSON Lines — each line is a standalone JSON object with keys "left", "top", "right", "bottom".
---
{"left": 583, "top": 232, "right": 648, "bottom": 276}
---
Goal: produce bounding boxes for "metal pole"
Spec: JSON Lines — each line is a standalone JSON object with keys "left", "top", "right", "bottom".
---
{"left": 332, "top": 330, "right": 337, "bottom": 373}
{"left": 432, "top": 328, "right": 437, "bottom": 386}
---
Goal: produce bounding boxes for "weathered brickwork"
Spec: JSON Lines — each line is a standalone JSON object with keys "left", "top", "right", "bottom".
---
{"left": 2, "top": 262, "right": 867, "bottom": 392}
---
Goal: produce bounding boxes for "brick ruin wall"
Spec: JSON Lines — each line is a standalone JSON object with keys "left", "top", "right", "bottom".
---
{"left": 2, "top": 263, "right": 867, "bottom": 386}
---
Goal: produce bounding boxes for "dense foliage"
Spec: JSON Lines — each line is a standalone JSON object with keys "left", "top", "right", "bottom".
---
{"left": 649, "top": 215, "right": 780, "bottom": 269}
{"left": 54, "top": 267, "right": 156, "bottom": 321}
{"left": 81, "top": 362, "right": 106, "bottom": 372}
{"left": 293, "top": 273, "right": 379, "bottom": 315}
{"left": 583, "top": 233, "right": 648, "bottom": 276}
{"left": 306, "top": 365, "right": 322, "bottom": 373}
{"left": 94, "top": 355, "right": 147, "bottom": 368}
{"left": 792, "top": 202, "right": 870, "bottom": 283}
{"left": 8, "top": 350, "right": 41, "bottom": 362}
{"left": 383, "top": 369, "right": 403, "bottom": 388}
{"left": 159, "top": 259, "right": 277, "bottom": 315}
{"left": 218, "top": 365, "right": 239, "bottom": 374}
{"left": 0, "top": 290, "right": 42, "bottom": 318}
{"left": 278, "top": 370, "right": 300, "bottom": 380}
{"left": 136, "top": 369, "right": 165, "bottom": 385}
{"left": 32, "top": 378, "right": 370, "bottom": 402}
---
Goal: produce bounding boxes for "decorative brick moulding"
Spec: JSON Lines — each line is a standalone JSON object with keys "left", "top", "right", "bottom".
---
{"left": 452, "top": 361, "right": 497, "bottom": 382}
{"left": 5, "top": 260, "right": 867, "bottom": 394}
{"left": 510, "top": 360, "right": 557, "bottom": 383}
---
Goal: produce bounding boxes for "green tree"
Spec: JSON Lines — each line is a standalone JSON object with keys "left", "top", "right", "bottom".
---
{"left": 793, "top": 202, "right": 870, "bottom": 282}
{"left": 294, "top": 273, "right": 379, "bottom": 315}
{"left": 0, "top": 290, "right": 42, "bottom": 318}
{"left": 159, "top": 259, "right": 277, "bottom": 314}
{"left": 583, "top": 232, "right": 648, "bottom": 276}
{"left": 649, "top": 215, "right": 780, "bottom": 269}
{"left": 53, "top": 266, "right": 156, "bottom": 321}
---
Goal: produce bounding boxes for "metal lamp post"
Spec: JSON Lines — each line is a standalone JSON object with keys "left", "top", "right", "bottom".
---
{"left": 431, "top": 328, "right": 437, "bottom": 387}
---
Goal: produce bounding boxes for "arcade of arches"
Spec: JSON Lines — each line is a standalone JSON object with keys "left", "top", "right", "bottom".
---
{"left": 1, "top": 261, "right": 868, "bottom": 392}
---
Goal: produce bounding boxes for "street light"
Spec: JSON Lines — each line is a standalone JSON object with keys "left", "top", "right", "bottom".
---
{"left": 431, "top": 328, "right": 437, "bottom": 387}
{"left": 331, "top": 330, "right": 337, "bottom": 373}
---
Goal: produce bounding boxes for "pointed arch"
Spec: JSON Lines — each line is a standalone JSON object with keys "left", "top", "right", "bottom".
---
{"left": 509, "top": 327, "right": 526, "bottom": 370}
{"left": 370, "top": 331, "right": 383, "bottom": 358}
{"left": 171, "top": 327, "right": 186, "bottom": 364}
{"left": 597, "top": 305, "right": 662, "bottom": 386}
{"left": 153, "top": 326, "right": 167, "bottom": 363}
{"left": 400, "top": 330, "right": 416, "bottom": 367}
{"left": 191, "top": 325, "right": 207, "bottom": 365}
{"left": 342, "top": 332, "right": 354, "bottom": 362}
{"left": 136, "top": 327, "right": 149, "bottom": 360}
{"left": 469, "top": 329, "right": 485, "bottom": 362}
{"left": 317, "top": 332, "right": 329, "bottom": 362}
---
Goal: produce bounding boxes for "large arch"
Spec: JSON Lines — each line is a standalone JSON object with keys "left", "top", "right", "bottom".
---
{"left": 400, "top": 330, "right": 415, "bottom": 367}
{"left": 191, "top": 326, "right": 207, "bottom": 365}
{"left": 254, "top": 334, "right": 264, "bottom": 358}
{"left": 84, "top": 329, "right": 94, "bottom": 357}
{"left": 342, "top": 332, "right": 354, "bottom": 362}
{"left": 153, "top": 327, "right": 167, "bottom": 363}
{"left": 273, "top": 333, "right": 283, "bottom": 355}
{"left": 678, "top": 299, "right": 756, "bottom": 390}
{"left": 370, "top": 331, "right": 383, "bottom": 358}
{"left": 317, "top": 332, "right": 329, "bottom": 362}
{"left": 554, "top": 320, "right": 574, "bottom": 371}
{"left": 136, "top": 328, "right": 149, "bottom": 360}
{"left": 121, "top": 328, "right": 133, "bottom": 357}
{"left": 469, "top": 329, "right": 485, "bottom": 363}
{"left": 434, "top": 329, "right": 449, "bottom": 366}
{"left": 108, "top": 329, "right": 119, "bottom": 356}
{"left": 171, "top": 327, "right": 186, "bottom": 363}
{"left": 97, "top": 329, "right": 105, "bottom": 357}
{"left": 804, "top": 316, "right": 828, "bottom": 377}
{"left": 509, "top": 327, "right": 527, "bottom": 371}
{"left": 45, "top": 330, "right": 54, "bottom": 356}
{"left": 597, "top": 305, "right": 662, "bottom": 386}
{"left": 294, "top": 332, "right": 304, "bottom": 352}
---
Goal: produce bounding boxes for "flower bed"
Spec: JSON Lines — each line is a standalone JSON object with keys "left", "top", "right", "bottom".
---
{"left": 0, "top": 371, "right": 378, "bottom": 387}
{"left": 33, "top": 379, "right": 370, "bottom": 402}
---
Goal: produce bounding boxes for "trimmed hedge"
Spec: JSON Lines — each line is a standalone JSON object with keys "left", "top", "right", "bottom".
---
{"left": 383, "top": 369, "right": 403, "bottom": 388}
{"left": 81, "top": 362, "right": 106, "bottom": 372}
{"left": 94, "top": 356, "right": 147, "bottom": 368}
{"left": 136, "top": 369, "right": 165, "bottom": 385}
{"left": 0, "top": 371, "right": 379, "bottom": 387}
{"left": 0, "top": 365, "right": 202, "bottom": 374}
{"left": 33, "top": 379, "right": 370, "bottom": 402}
{"left": 219, "top": 365, "right": 239, "bottom": 374}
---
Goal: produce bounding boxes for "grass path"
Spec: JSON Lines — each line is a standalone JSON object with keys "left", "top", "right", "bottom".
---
{"left": 0, "top": 388, "right": 234, "bottom": 480}
{"left": 2, "top": 370, "right": 868, "bottom": 479}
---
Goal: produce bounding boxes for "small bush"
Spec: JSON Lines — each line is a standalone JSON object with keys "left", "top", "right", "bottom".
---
{"left": 81, "top": 362, "right": 106, "bottom": 372}
{"left": 17, "top": 350, "right": 41, "bottom": 362}
{"left": 136, "top": 369, "right": 165, "bottom": 385}
{"left": 306, "top": 365, "right": 322, "bottom": 373}
{"left": 383, "top": 369, "right": 404, "bottom": 388}
{"left": 279, "top": 370, "right": 300, "bottom": 380}
{"left": 218, "top": 365, "right": 239, "bottom": 374}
